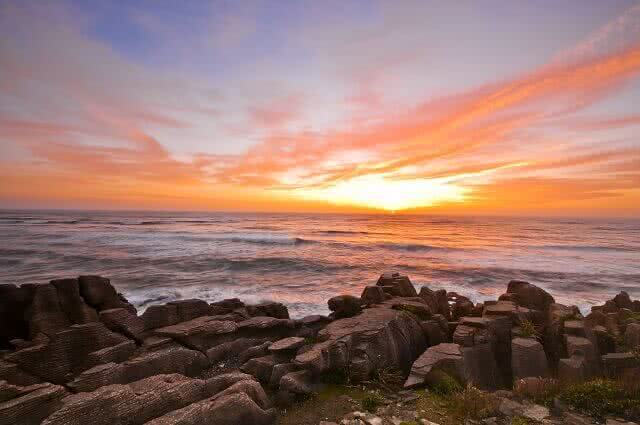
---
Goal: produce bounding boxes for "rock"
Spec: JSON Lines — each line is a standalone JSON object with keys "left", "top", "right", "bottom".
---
{"left": 511, "top": 338, "right": 549, "bottom": 380}
{"left": 376, "top": 273, "right": 418, "bottom": 298}
{"left": 0, "top": 360, "right": 41, "bottom": 386}
{"left": 625, "top": 323, "right": 640, "bottom": 348}
{"left": 67, "top": 345, "right": 209, "bottom": 392}
{"left": 450, "top": 293, "right": 475, "bottom": 319}
{"left": 506, "top": 280, "right": 555, "bottom": 312}
{"left": 85, "top": 340, "right": 136, "bottom": 368}
{"left": 545, "top": 303, "right": 581, "bottom": 363}
{"left": 207, "top": 338, "right": 267, "bottom": 363}
{"left": 296, "top": 315, "right": 330, "bottom": 338}
{"left": 247, "top": 302, "right": 290, "bottom": 319}
{"left": 420, "top": 320, "right": 446, "bottom": 345}
{"left": 419, "top": 287, "right": 450, "bottom": 320}
{"left": 269, "top": 337, "right": 305, "bottom": 353}
{"left": 78, "top": 275, "right": 136, "bottom": 314}
{"left": 236, "top": 316, "right": 296, "bottom": 337}
{"left": 360, "top": 286, "right": 387, "bottom": 305}
{"left": 6, "top": 322, "right": 129, "bottom": 384}
{"left": 240, "top": 355, "right": 277, "bottom": 383}
{"left": 50, "top": 278, "right": 99, "bottom": 324}
{"left": 565, "top": 335, "right": 599, "bottom": 376}
{"left": 0, "top": 382, "right": 68, "bottom": 425}
{"left": 404, "top": 343, "right": 464, "bottom": 388}
{"left": 210, "top": 298, "right": 245, "bottom": 312}
{"left": 388, "top": 299, "right": 432, "bottom": 319}
{"left": 238, "top": 341, "right": 271, "bottom": 364}
{"left": 328, "top": 295, "right": 362, "bottom": 319}
{"left": 563, "top": 411, "right": 596, "bottom": 425}
{"left": 99, "top": 308, "right": 145, "bottom": 341}
{"left": 154, "top": 316, "right": 237, "bottom": 352}
{"left": 613, "top": 292, "right": 633, "bottom": 310}
{"left": 168, "top": 299, "right": 212, "bottom": 322}
{"left": 26, "top": 284, "right": 70, "bottom": 338}
{"left": 558, "top": 354, "right": 587, "bottom": 383}
{"left": 269, "top": 363, "right": 299, "bottom": 387}
{"left": 296, "top": 307, "right": 426, "bottom": 381}
{"left": 43, "top": 374, "right": 213, "bottom": 425}
{"left": 522, "top": 404, "right": 550, "bottom": 422}
{"left": 498, "top": 397, "right": 524, "bottom": 417}
{"left": 279, "top": 370, "right": 313, "bottom": 395}
{"left": 602, "top": 352, "right": 640, "bottom": 378}
{"left": 141, "top": 304, "right": 180, "bottom": 330}
{"left": 0, "top": 284, "right": 32, "bottom": 348}
{"left": 146, "top": 391, "right": 276, "bottom": 425}
{"left": 209, "top": 379, "right": 271, "bottom": 410}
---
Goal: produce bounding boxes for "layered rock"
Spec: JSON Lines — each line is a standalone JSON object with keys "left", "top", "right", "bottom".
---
{"left": 295, "top": 306, "right": 426, "bottom": 381}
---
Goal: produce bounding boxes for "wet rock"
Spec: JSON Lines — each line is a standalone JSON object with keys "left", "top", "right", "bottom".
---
{"left": 376, "top": 273, "right": 418, "bottom": 298}
{"left": 236, "top": 316, "right": 297, "bottom": 338}
{"left": 78, "top": 275, "right": 136, "bottom": 314}
{"left": 247, "top": 302, "right": 290, "bottom": 319}
{"left": 210, "top": 298, "right": 245, "bottom": 314}
{"left": 296, "top": 307, "right": 426, "bottom": 381}
{"left": 328, "top": 295, "right": 362, "bottom": 319}
{"left": 0, "top": 382, "right": 68, "bottom": 425}
{"left": 511, "top": 337, "right": 549, "bottom": 380}
{"left": 99, "top": 308, "right": 145, "bottom": 341}
{"left": 449, "top": 293, "right": 475, "bottom": 319}
{"left": 506, "top": 280, "right": 555, "bottom": 312}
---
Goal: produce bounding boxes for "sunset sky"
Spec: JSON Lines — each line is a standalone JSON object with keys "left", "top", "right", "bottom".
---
{"left": 1, "top": 0, "right": 639, "bottom": 216}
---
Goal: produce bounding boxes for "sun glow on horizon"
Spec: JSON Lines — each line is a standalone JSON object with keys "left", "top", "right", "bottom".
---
{"left": 292, "top": 174, "right": 469, "bottom": 211}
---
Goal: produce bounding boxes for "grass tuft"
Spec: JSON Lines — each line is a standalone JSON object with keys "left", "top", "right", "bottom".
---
{"left": 361, "top": 391, "right": 385, "bottom": 412}
{"left": 519, "top": 319, "right": 540, "bottom": 339}
{"left": 559, "top": 378, "right": 640, "bottom": 420}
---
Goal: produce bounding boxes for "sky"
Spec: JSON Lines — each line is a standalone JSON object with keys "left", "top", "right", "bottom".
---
{"left": 1, "top": 0, "right": 639, "bottom": 216}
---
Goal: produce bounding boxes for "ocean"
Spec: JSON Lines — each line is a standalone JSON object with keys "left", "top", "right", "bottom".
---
{"left": 1, "top": 210, "right": 638, "bottom": 317}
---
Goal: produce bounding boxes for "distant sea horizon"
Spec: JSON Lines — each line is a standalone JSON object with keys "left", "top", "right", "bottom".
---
{"left": 1, "top": 209, "right": 638, "bottom": 317}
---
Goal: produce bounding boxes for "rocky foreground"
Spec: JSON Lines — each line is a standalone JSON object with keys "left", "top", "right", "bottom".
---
{"left": 0, "top": 274, "right": 639, "bottom": 425}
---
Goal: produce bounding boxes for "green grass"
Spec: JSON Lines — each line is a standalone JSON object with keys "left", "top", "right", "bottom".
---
{"left": 399, "top": 422, "right": 420, "bottom": 425}
{"left": 559, "top": 378, "right": 640, "bottom": 420}
{"left": 394, "top": 303, "right": 432, "bottom": 320}
{"left": 430, "top": 372, "right": 463, "bottom": 396}
{"left": 361, "top": 391, "right": 385, "bottom": 412}
{"left": 519, "top": 319, "right": 540, "bottom": 339}
{"left": 370, "top": 367, "right": 405, "bottom": 386}
{"left": 511, "top": 417, "right": 531, "bottom": 425}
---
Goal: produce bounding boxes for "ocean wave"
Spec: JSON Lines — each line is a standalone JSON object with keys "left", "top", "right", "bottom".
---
{"left": 376, "top": 242, "right": 446, "bottom": 252}
{"left": 539, "top": 244, "right": 637, "bottom": 253}
{"left": 221, "top": 233, "right": 316, "bottom": 246}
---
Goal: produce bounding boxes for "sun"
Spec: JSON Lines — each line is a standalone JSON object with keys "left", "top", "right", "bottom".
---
{"left": 292, "top": 174, "right": 468, "bottom": 211}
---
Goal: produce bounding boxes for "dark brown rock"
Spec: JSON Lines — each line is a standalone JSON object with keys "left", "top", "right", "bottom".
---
{"left": 419, "top": 287, "right": 450, "bottom": 320}
{"left": 78, "top": 275, "right": 136, "bottom": 314}
{"left": 0, "top": 382, "right": 68, "bottom": 425}
{"left": 43, "top": 374, "right": 211, "bottom": 425}
{"left": 506, "top": 280, "right": 555, "bottom": 312}
{"left": 27, "top": 284, "right": 70, "bottom": 338}
{"left": 99, "top": 308, "right": 145, "bottom": 341}
{"left": 154, "top": 316, "right": 237, "bottom": 351}
{"left": 404, "top": 343, "right": 464, "bottom": 388}
{"left": 141, "top": 304, "right": 179, "bottom": 330}
{"left": 268, "top": 337, "right": 305, "bottom": 353}
{"left": 511, "top": 337, "right": 549, "bottom": 380}
{"left": 240, "top": 355, "right": 277, "bottom": 383}
{"left": 296, "top": 307, "right": 426, "bottom": 381}
{"left": 67, "top": 345, "right": 209, "bottom": 392}
{"left": 360, "top": 286, "right": 387, "bottom": 305}
{"left": 612, "top": 291, "right": 633, "bottom": 310}
{"left": 168, "top": 299, "right": 212, "bottom": 322}
{"left": 50, "top": 278, "right": 98, "bottom": 325}
{"left": 376, "top": 272, "right": 418, "bottom": 298}
{"left": 6, "top": 322, "right": 129, "bottom": 384}
{"left": 247, "top": 302, "right": 289, "bottom": 319}
{"left": 327, "top": 295, "right": 362, "bottom": 319}
{"left": 0, "top": 284, "right": 32, "bottom": 348}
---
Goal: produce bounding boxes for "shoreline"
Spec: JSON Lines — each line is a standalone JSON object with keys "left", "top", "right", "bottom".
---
{"left": 1, "top": 273, "right": 639, "bottom": 424}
